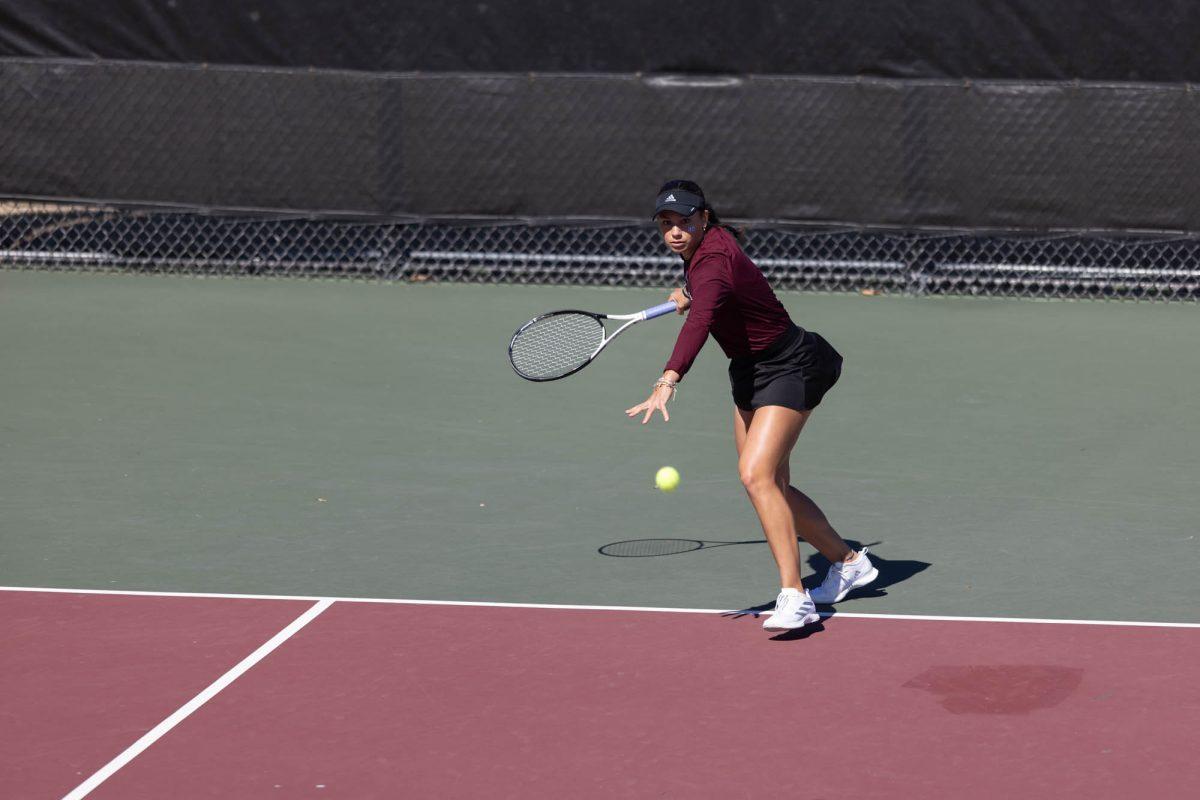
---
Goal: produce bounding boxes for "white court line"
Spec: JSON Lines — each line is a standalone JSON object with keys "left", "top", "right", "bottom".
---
{"left": 3, "top": 585, "right": 1198, "bottom": 630}
{"left": 60, "top": 598, "right": 334, "bottom": 800}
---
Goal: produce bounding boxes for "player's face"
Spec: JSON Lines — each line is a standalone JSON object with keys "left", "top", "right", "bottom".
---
{"left": 655, "top": 210, "right": 708, "bottom": 259}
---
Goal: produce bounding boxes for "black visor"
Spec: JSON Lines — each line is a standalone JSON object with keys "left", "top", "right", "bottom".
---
{"left": 653, "top": 189, "right": 704, "bottom": 219}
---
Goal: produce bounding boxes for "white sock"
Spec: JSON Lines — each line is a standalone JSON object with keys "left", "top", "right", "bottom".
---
{"left": 780, "top": 587, "right": 804, "bottom": 597}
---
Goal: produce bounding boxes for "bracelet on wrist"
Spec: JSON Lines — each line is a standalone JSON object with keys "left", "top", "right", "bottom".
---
{"left": 653, "top": 378, "right": 678, "bottom": 400}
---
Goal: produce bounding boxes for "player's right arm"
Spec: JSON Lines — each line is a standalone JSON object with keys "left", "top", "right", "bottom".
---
{"left": 663, "top": 254, "right": 731, "bottom": 377}
{"left": 669, "top": 287, "right": 691, "bottom": 314}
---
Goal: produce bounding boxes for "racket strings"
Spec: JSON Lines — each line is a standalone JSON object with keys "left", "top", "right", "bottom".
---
{"left": 510, "top": 313, "right": 604, "bottom": 380}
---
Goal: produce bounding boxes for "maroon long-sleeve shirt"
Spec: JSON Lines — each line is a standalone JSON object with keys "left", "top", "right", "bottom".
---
{"left": 663, "top": 226, "right": 794, "bottom": 377}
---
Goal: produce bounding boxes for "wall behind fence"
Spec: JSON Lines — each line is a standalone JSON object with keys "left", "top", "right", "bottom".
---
{"left": 1, "top": 60, "right": 1197, "bottom": 232}
{"left": 1, "top": 0, "right": 1197, "bottom": 81}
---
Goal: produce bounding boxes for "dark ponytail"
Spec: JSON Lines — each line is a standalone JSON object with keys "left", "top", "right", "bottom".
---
{"left": 656, "top": 179, "right": 744, "bottom": 241}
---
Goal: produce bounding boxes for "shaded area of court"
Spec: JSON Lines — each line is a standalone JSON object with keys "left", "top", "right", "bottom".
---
{"left": 8, "top": 594, "right": 1196, "bottom": 798}
{"left": 2, "top": 270, "right": 1200, "bottom": 621}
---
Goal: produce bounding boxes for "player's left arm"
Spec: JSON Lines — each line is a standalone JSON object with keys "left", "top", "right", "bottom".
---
{"left": 626, "top": 256, "right": 729, "bottom": 424}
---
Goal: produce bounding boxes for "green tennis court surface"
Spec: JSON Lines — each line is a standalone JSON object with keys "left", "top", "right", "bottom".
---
{"left": 3, "top": 270, "right": 1199, "bottom": 622}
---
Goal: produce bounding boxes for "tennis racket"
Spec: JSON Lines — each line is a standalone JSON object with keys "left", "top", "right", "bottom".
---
{"left": 508, "top": 300, "right": 678, "bottom": 381}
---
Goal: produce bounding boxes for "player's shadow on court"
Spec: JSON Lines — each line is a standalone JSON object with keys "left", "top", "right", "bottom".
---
{"left": 802, "top": 540, "right": 932, "bottom": 607}
{"left": 765, "top": 621, "right": 826, "bottom": 642}
{"left": 598, "top": 535, "right": 930, "bottom": 637}
{"left": 724, "top": 540, "right": 931, "bottom": 633}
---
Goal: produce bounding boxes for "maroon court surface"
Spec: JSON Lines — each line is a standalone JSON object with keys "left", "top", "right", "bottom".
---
{"left": 0, "top": 591, "right": 313, "bottom": 799}
{"left": 6, "top": 591, "right": 1200, "bottom": 799}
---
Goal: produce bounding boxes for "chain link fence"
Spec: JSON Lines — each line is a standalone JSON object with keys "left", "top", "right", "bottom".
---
{"left": 3, "top": 201, "right": 1199, "bottom": 300}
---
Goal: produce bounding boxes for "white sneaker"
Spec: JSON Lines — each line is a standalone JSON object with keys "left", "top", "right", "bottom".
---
{"left": 809, "top": 548, "right": 879, "bottom": 604}
{"left": 763, "top": 589, "right": 820, "bottom": 631}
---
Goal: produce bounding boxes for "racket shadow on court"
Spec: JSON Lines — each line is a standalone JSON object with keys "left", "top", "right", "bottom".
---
{"left": 597, "top": 537, "right": 767, "bottom": 558}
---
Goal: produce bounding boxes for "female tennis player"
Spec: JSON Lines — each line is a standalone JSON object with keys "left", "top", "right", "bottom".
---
{"left": 626, "top": 180, "right": 877, "bottom": 631}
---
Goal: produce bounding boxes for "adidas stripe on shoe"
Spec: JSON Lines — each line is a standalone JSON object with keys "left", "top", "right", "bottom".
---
{"left": 809, "top": 548, "right": 879, "bottom": 604}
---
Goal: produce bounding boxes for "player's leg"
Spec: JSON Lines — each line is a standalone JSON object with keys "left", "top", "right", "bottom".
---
{"left": 777, "top": 459, "right": 854, "bottom": 564}
{"left": 736, "top": 404, "right": 824, "bottom": 629}
{"left": 778, "top": 458, "right": 877, "bottom": 603}
{"left": 735, "top": 404, "right": 810, "bottom": 589}
{"left": 777, "top": 449, "right": 877, "bottom": 603}
{"left": 735, "top": 405, "right": 853, "bottom": 570}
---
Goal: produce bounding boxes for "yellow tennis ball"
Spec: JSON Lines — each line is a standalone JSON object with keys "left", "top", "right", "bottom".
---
{"left": 655, "top": 466, "right": 680, "bottom": 492}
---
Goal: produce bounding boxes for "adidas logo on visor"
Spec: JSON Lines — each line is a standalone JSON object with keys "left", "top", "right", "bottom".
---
{"left": 665, "top": 194, "right": 676, "bottom": 202}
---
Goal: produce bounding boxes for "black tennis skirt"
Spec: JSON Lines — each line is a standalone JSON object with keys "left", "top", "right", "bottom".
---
{"left": 728, "top": 325, "right": 843, "bottom": 413}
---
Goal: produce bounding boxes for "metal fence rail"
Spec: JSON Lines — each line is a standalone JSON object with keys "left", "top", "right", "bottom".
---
{"left": 2, "top": 202, "right": 1198, "bottom": 300}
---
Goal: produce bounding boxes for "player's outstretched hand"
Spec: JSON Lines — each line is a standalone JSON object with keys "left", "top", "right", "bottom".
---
{"left": 625, "top": 383, "right": 674, "bottom": 424}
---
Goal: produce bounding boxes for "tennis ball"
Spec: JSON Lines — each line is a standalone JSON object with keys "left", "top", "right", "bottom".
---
{"left": 655, "top": 466, "right": 680, "bottom": 492}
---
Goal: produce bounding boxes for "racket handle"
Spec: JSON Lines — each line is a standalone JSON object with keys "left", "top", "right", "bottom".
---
{"left": 642, "top": 301, "right": 679, "bottom": 320}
